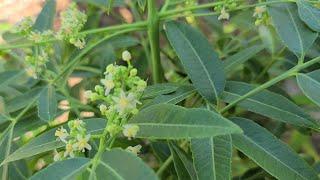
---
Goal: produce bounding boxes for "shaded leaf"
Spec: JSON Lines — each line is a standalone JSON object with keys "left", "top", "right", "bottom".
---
{"left": 223, "top": 45, "right": 264, "bottom": 72}
{"left": 38, "top": 85, "right": 57, "bottom": 121}
{"left": 93, "top": 149, "right": 158, "bottom": 180}
{"left": 169, "top": 142, "right": 197, "bottom": 180}
{"left": 190, "top": 135, "right": 232, "bottom": 180}
{"left": 231, "top": 117, "right": 318, "bottom": 180}
{"left": 221, "top": 81, "right": 319, "bottom": 129}
{"left": 30, "top": 158, "right": 90, "bottom": 180}
{"left": 142, "top": 83, "right": 179, "bottom": 99}
{"left": 297, "top": 0, "right": 320, "bottom": 32}
{"left": 165, "top": 21, "right": 225, "bottom": 103}
{"left": 267, "top": 2, "right": 317, "bottom": 54}
{"left": 129, "top": 104, "right": 242, "bottom": 139}
{"left": 296, "top": 70, "right": 320, "bottom": 107}
{"left": 33, "top": 0, "right": 56, "bottom": 31}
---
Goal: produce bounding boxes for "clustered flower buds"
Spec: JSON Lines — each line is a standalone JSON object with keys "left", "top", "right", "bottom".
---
{"left": 215, "top": 0, "right": 237, "bottom": 21}
{"left": 85, "top": 50, "right": 146, "bottom": 139}
{"left": 54, "top": 119, "right": 91, "bottom": 161}
{"left": 56, "top": 3, "right": 87, "bottom": 49}
{"left": 12, "top": 3, "right": 87, "bottom": 79}
{"left": 253, "top": 6, "right": 269, "bottom": 26}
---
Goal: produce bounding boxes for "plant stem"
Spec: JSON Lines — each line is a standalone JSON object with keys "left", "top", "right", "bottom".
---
{"left": 220, "top": 56, "right": 320, "bottom": 113}
{"left": 156, "top": 155, "right": 173, "bottom": 176}
{"left": 148, "top": 0, "right": 163, "bottom": 83}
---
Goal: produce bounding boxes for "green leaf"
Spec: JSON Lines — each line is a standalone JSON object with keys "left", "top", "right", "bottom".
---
{"left": 297, "top": 0, "right": 320, "bottom": 32}
{"left": 165, "top": 21, "right": 225, "bottom": 103}
{"left": 6, "top": 87, "right": 43, "bottom": 113}
{"left": 33, "top": 0, "right": 56, "bottom": 31}
{"left": 142, "top": 83, "right": 179, "bottom": 99}
{"left": 190, "top": 135, "right": 232, "bottom": 180}
{"left": 169, "top": 142, "right": 197, "bottom": 180}
{"left": 267, "top": 2, "right": 318, "bottom": 54}
{"left": 221, "top": 81, "right": 319, "bottom": 129}
{"left": 129, "top": 104, "right": 242, "bottom": 139}
{"left": 38, "top": 85, "right": 57, "bottom": 121}
{"left": 136, "top": 0, "right": 146, "bottom": 11}
{"left": 30, "top": 158, "right": 90, "bottom": 180}
{"left": 231, "top": 117, "right": 318, "bottom": 180}
{"left": 223, "top": 45, "right": 264, "bottom": 73}
{"left": 296, "top": 70, "right": 320, "bottom": 107}
{"left": 0, "top": 71, "right": 26, "bottom": 92}
{"left": 93, "top": 149, "right": 158, "bottom": 180}
{"left": 2, "top": 118, "right": 105, "bottom": 164}
{"left": 146, "top": 85, "right": 195, "bottom": 106}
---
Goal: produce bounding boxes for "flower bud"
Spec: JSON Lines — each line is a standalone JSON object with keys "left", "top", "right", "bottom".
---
{"left": 130, "top": 68, "right": 137, "bottom": 77}
{"left": 122, "top": 50, "right": 131, "bottom": 61}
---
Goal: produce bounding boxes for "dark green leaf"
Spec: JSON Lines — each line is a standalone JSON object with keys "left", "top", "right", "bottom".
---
{"left": 93, "top": 149, "right": 158, "bottom": 180}
{"left": 33, "top": 0, "right": 56, "bottom": 31}
{"left": 296, "top": 70, "right": 320, "bottom": 107}
{"left": 221, "top": 81, "right": 319, "bottom": 129}
{"left": 6, "top": 87, "right": 43, "bottom": 113}
{"left": 146, "top": 85, "right": 195, "bottom": 106}
{"left": 169, "top": 142, "right": 197, "bottom": 180}
{"left": 190, "top": 135, "right": 232, "bottom": 180}
{"left": 165, "top": 21, "right": 225, "bottom": 103}
{"left": 223, "top": 45, "right": 264, "bottom": 72}
{"left": 30, "top": 158, "right": 90, "bottom": 180}
{"left": 129, "top": 104, "right": 242, "bottom": 139}
{"left": 231, "top": 117, "right": 318, "bottom": 180}
{"left": 142, "top": 83, "right": 179, "bottom": 99}
{"left": 297, "top": 0, "right": 320, "bottom": 32}
{"left": 267, "top": 2, "right": 318, "bottom": 54}
{"left": 38, "top": 85, "right": 57, "bottom": 121}
{"left": 0, "top": 71, "right": 26, "bottom": 92}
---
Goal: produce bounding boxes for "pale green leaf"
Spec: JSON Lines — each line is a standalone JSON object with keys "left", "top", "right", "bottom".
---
{"left": 33, "top": 0, "right": 56, "bottom": 31}
{"left": 223, "top": 45, "right": 264, "bottom": 72}
{"left": 169, "top": 142, "right": 197, "bottom": 180}
{"left": 30, "top": 158, "right": 90, "bottom": 180}
{"left": 93, "top": 149, "right": 158, "bottom": 180}
{"left": 267, "top": 2, "right": 318, "bottom": 54}
{"left": 297, "top": 0, "right": 320, "bottom": 32}
{"left": 38, "top": 85, "right": 57, "bottom": 121}
{"left": 231, "top": 117, "right": 318, "bottom": 180}
{"left": 296, "top": 70, "right": 320, "bottom": 107}
{"left": 129, "top": 104, "right": 242, "bottom": 139}
{"left": 190, "top": 135, "right": 232, "bottom": 180}
{"left": 165, "top": 21, "right": 225, "bottom": 103}
{"left": 221, "top": 81, "right": 319, "bottom": 129}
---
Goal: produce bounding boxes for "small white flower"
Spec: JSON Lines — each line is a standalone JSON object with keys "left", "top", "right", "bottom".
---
{"left": 253, "top": 6, "right": 266, "bottom": 18}
{"left": 64, "top": 142, "right": 75, "bottom": 158}
{"left": 101, "top": 77, "right": 115, "bottom": 96}
{"left": 35, "top": 158, "right": 46, "bottom": 171}
{"left": 53, "top": 150, "right": 62, "bottom": 161}
{"left": 71, "top": 119, "right": 85, "bottom": 131}
{"left": 122, "top": 50, "right": 132, "bottom": 61}
{"left": 55, "top": 127, "right": 69, "bottom": 143}
{"left": 126, "top": 145, "right": 142, "bottom": 155}
{"left": 113, "top": 91, "right": 140, "bottom": 114}
{"left": 218, "top": 7, "right": 230, "bottom": 20}
{"left": 84, "top": 90, "right": 92, "bottom": 98}
{"left": 123, "top": 124, "right": 139, "bottom": 140}
{"left": 99, "top": 104, "right": 107, "bottom": 112}
{"left": 73, "top": 134, "right": 92, "bottom": 152}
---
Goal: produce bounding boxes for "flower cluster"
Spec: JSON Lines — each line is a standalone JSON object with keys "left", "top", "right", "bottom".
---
{"left": 54, "top": 119, "right": 91, "bottom": 161}
{"left": 85, "top": 50, "right": 146, "bottom": 139}
{"left": 56, "top": 3, "right": 87, "bottom": 49}
{"left": 253, "top": 6, "right": 270, "bottom": 26}
{"left": 215, "top": 0, "right": 238, "bottom": 20}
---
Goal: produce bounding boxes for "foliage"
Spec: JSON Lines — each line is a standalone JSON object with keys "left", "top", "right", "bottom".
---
{"left": 0, "top": 0, "right": 320, "bottom": 179}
